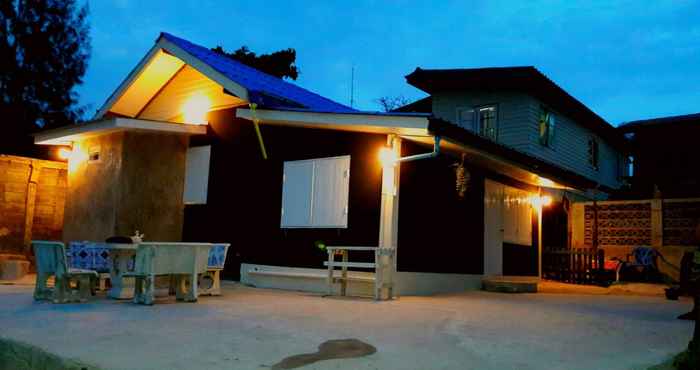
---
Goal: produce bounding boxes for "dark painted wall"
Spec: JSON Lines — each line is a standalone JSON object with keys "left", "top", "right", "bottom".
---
{"left": 183, "top": 109, "right": 385, "bottom": 279}
{"left": 628, "top": 122, "right": 700, "bottom": 198}
{"left": 397, "top": 140, "right": 485, "bottom": 274}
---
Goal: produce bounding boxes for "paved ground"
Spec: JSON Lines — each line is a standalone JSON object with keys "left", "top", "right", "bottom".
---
{"left": 0, "top": 281, "right": 693, "bottom": 370}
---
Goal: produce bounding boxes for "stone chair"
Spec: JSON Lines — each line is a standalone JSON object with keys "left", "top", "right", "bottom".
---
{"left": 32, "top": 241, "right": 98, "bottom": 303}
{"left": 125, "top": 243, "right": 210, "bottom": 305}
{"left": 199, "top": 243, "right": 231, "bottom": 296}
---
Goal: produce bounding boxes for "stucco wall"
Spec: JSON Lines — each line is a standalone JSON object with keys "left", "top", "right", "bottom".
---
{"left": 63, "top": 131, "right": 187, "bottom": 242}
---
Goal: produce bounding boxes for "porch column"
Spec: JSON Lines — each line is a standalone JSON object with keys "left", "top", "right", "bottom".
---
{"left": 376, "top": 135, "right": 401, "bottom": 300}
{"left": 537, "top": 187, "right": 543, "bottom": 279}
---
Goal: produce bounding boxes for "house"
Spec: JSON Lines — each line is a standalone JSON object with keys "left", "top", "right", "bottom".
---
{"left": 33, "top": 33, "right": 627, "bottom": 297}
{"left": 618, "top": 112, "right": 700, "bottom": 199}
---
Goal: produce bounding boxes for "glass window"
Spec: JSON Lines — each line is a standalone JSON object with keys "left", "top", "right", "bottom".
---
{"left": 539, "top": 108, "right": 555, "bottom": 147}
{"left": 478, "top": 106, "right": 498, "bottom": 140}
{"left": 587, "top": 137, "right": 599, "bottom": 170}
{"left": 456, "top": 107, "right": 475, "bottom": 130}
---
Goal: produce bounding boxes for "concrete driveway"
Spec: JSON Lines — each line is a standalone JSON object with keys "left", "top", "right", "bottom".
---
{"left": 0, "top": 282, "right": 692, "bottom": 370}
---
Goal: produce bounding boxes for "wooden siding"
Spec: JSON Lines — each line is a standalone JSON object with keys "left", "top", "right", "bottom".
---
{"left": 432, "top": 91, "right": 532, "bottom": 153}
{"left": 138, "top": 65, "right": 243, "bottom": 123}
{"left": 432, "top": 91, "right": 622, "bottom": 189}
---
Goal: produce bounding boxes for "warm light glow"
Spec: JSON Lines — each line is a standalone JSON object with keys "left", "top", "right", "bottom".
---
{"left": 58, "top": 147, "right": 72, "bottom": 160}
{"left": 537, "top": 176, "right": 555, "bottom": 187}
{"left": 66, "top": 143, "right": 90, "bottom": 174}
{"left": 181, "top": 93, "right": 211, "bottom": 124}
{"left": 530, "top": 194, "right": 553, "bottom": 208}
{"left": 379, "top": 147, "right": 398, "bottom": 167}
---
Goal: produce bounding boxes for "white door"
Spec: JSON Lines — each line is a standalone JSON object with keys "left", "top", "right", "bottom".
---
{"left": 484, "top": 179, "right": 504, "bottom": 275}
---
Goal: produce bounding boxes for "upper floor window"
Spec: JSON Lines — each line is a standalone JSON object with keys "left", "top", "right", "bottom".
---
{"left": 539, "top": 108, "right": 555, "bottom": 147}
{"left": 456, "top": 107, "right": 475, "bottom": 130}
{"left": 478, "top": 106, "right": 498, "bottom": 140}
{"left": 587, "top": 137, "right": 599, "bottom": 170}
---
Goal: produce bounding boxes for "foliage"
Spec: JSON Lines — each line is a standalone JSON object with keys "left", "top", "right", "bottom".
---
{"left": 314, "top": 240, "right": 326, "bottom": 252}
{"left": 0, "top": 0, "right": 90, "bottom": 155}
{"left": 376, "top": 96, "right": 410, "bottom": 112}
{"left": 211, "top": 45, "right": 299, "bottom": 80}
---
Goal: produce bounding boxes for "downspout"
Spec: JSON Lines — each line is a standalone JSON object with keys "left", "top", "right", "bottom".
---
{"left": 396, "top": 136, "right": 441, "bottom": 163}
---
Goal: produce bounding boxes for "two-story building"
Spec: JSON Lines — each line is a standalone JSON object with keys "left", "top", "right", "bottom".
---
{"left": 34, "top": 34, "right": 627, "bottom": 296}
{"left": 618, "top": 112, "right": 700, "bottom": 199}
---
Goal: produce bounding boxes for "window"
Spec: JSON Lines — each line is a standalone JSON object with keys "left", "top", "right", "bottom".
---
{"left": 184, "top": 145, "right": 211, "bottom": 204}
{"left": 281, "top": 155, "right": 350, "bottom": 228}
{"left": 539, "top": 108, "right": 555, "bottom": 147}
{"left": 502, "top": 185, "right": 532, "bottom": 246}
{"left": 456, "top": 107, "right": 475, "bottom": 130}
{"left": 478, "top": 106, "right": 498, "bottom": 140}
{"left": 587, "top": 137, "right": 599, "bottom": 169}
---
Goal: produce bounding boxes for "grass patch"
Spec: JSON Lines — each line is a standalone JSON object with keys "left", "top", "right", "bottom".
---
{"left": 0, "top": 337, "right": 100, "bottom": 370}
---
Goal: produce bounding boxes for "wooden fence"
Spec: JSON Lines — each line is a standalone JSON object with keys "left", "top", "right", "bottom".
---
{"left": 0, "top": 155, "right": 67, "bottom": 256}
{"left": 543, "top": 248, "right": 606, "bottom": 285}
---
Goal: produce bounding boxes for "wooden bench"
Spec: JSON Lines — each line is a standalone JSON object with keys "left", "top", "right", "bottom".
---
{"left": 325, "top": 246, "right": 394, "bottom": 299}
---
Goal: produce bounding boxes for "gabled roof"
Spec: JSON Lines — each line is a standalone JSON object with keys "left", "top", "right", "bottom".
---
{"left": 393, "top": 96, "right": 432, "bottom": 113}
{"left": 97, "top": 33, "right": 355, "bottom": 118}
{"left": 618, "top": 112, "right": 700, "bottom": 133}
{"left": 158, "top": 33, "right": 355, "bottom": 113}
{"left": 405, "top": 66, "right": 626, "bottom": 148}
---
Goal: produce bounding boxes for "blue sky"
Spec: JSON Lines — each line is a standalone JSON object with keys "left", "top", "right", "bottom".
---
{"left": 79, "top": 0, "right": 700, "bottom": 125}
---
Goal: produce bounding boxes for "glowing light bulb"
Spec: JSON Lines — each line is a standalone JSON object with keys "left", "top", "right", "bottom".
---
{"left": 181, "top": 93, "right": 211, "bottom": 124}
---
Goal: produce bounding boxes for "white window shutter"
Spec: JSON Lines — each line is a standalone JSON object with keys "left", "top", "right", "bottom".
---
{"left": 311, "top": 156, "right": 350, "bottom": 228}
{"left": 183, "top": 145, "right": 211, "bottom": 205}
{"left": 280, "top": 160, "right": 314, "bottom": 227}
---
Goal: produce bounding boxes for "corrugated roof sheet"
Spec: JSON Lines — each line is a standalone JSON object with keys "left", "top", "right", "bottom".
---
{"left": 619, "top": 112, "right": 700, "bottom": 132}
{"left": 160, "top": 32, "right": 356, "bottom": 113}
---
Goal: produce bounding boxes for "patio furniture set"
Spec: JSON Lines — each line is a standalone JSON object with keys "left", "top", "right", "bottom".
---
{"left": 31, "top": 240, "right": 230, "bottom": 305}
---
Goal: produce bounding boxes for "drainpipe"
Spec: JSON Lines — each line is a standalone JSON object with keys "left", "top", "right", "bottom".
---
{"left": 396, "top": 136, "right": 441, "bottom": 163}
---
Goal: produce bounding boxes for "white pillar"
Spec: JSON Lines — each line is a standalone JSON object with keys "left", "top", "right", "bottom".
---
{"left": 537, "top": 188, "right": 543, "bottom": 279}
{"left": 376, "top": 135, "right": 401, "bottom": 300}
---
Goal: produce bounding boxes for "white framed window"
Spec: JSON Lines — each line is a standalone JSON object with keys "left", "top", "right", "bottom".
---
{"left": 281, "top": 155, "right": 350, "bottom": 228}
{"left": 456, "top": 107, "right": 475, "bottom": 130}
{"left": 183, "top": 145, "right": 211, "bottom": 205}
{"left": 478, "top": 105, "right": 498, "bottom": 140}
{"left": 502, "top": 185, "right": 532, "bottom": 246}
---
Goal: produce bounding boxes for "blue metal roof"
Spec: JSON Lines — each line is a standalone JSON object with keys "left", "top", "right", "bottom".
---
{"left": 159, "top": 32, "right": 356, "bottom": 113}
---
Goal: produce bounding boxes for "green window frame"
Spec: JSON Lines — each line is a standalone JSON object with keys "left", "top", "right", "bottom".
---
{"left": 539, "top": 108, "right": 555, "bottom": 147}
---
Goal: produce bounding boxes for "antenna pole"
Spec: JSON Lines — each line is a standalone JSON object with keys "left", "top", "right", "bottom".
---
{"left": 350, "top": 66, "right": 355, "bottom": 108}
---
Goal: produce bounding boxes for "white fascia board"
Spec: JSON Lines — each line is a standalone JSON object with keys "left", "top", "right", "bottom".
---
{"left": 236, "top": 108, "right": 430, "bottom": 136}
{"left": 157, "top": 38, "right": 249, "bottom": 102}
{"left": 34, "top": 118, "right": 206, "bottom": 145}
{"left": 94, "top": 44, "right": 163, "bottom": 119}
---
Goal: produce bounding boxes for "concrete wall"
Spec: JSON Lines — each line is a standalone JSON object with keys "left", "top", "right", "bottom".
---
{"left": 63, "top": 131, "right": 187, "bottom": 242}
{"left": 431, "top": 91, "right": 622, "bottom": 189}
{"left": 0, "top": 155, "right": 67, "bottom": 256}
{"left": 240, "top": 263, "right": 484, "bottom": 296}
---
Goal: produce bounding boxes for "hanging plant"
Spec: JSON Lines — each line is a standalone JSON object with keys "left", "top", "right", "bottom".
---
{"left": 454, "top": 153, "right": 470, "bottom": 200}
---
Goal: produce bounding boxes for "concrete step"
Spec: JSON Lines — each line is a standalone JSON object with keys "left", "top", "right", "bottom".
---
{"left": 482, "top": 276, "right": 539, "bottom": 293}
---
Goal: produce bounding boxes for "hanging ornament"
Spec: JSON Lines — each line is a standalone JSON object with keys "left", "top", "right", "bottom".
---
{"left": 455, "top": 153, "right": 470, "bottom": 199}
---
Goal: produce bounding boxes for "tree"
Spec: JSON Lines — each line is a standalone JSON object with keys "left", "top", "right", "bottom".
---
{"left": 376, "top": 96, "right": 410, "bottom": 112}
{"left": 211, "top": 45, "right": 299, "bottom": 80}
{"left": 0, "top": 0, "right": 90, "bottom": 156}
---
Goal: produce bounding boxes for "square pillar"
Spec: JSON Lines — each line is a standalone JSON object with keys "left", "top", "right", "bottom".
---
{"left": 376, "top": 135, "right": 401, "bottom": 300}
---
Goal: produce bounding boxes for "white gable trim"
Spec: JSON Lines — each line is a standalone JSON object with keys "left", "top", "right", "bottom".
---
{"left": 95, "top": 37, "right": 250, "bottom": 120}
{"left": 34, "top": 117, "right": 207, "bottom": 145}
{"left": 236, "top": 108, "right": 431, "bottom": 136}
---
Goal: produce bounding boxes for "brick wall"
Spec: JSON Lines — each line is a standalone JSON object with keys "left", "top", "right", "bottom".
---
{"left": 0, "top": 155, "right": 67, "bottom": 256}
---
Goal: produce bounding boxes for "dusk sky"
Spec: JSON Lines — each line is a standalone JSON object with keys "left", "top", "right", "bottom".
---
{"left": 79, "top": 1, "right": 700, "bottom": 125}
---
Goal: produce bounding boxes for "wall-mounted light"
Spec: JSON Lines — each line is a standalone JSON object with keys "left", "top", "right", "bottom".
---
{"left": 379, "top": 146, "right": 398, "bottom": 168}
{"left": 57, "top": 147, "right": 73, "bottom": 161}
{"left": 530, "top": 194, "right": 553, "bottom": 208}
{"left": 181, "top": 93, "right": 211, "bottom": 125}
